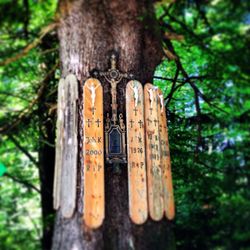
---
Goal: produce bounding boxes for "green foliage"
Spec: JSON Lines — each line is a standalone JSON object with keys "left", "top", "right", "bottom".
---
{"left": 154, "top": 0, "right": 250, "bottom": 249}
{"left": 0, "top": 162, "right": 6, "bottom": 176}
{"left": 0, "top": 1, "right": 57, "bottom": 249}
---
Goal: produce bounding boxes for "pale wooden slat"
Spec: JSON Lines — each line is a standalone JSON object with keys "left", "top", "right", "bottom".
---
{"left": 60, "top": 74, "right": 78, "bottom": 218}
{"left": 83, "top": 78, "right": 105, "bottom": 229}
{"left": 53, "top": 78, "right": 65, "bottom": 210}
{"left": 157, "top": 89, "right": 175, "bottom": 220}
{"left": 144, "top": 83, "right": 164, "bottom": 221}
{"left": 126, "top": 80, "right": 148, "bottom": 224}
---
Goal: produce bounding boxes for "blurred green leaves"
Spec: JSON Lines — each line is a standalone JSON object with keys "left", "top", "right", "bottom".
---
{"left": 0, "top": 1, "right": 57, "bottom": 249}
{"left": 155, "top": 0, "right": 250, "bottom": 249}
{"left": 0, "top": 162, "right": 6, "bottom": 176}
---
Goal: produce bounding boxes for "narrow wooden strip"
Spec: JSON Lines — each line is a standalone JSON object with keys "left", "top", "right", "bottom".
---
{"left": 53, "top": 78, "right": 65, "bottom": 210}
{"left": 144, "top": 83, "right": 164, "bottom": 221}
{"left": 126, "top": 80, "right": 148, "bottom": 224}
{"left": 157, "top": 89, "right": 175, "bottom": 220}
{"left": 83, "top": 78, "right": 105, "bottom": 229}
{"left": 60, "top": 74, "right": 78, "bottom": 218}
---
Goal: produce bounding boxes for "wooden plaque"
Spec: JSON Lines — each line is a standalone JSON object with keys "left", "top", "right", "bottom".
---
{"left": 126, "top": 80, "right": 148, "bottom": 224}
{"left": 60, "top": 74, "right": 78, "bottom": 218}
{"left": 157, "top": 89, "right": 175, "bottom": 220}
{"left": 53, "top": 78, "right": 65, "bottom": 210}
{"left": 144, "top": 83, "right": 164, "bottom": 221}
{"left": 83, "top": 78, "right": 104, "bottom": 229}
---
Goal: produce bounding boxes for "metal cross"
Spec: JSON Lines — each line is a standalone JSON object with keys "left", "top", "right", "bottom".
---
{"left": 94, "top": 53, "right": 133, "bottom": 124}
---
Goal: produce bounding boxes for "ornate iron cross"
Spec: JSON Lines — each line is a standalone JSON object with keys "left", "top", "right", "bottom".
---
{"left": 93, "top": 53, "right": 133, "bottom": 164}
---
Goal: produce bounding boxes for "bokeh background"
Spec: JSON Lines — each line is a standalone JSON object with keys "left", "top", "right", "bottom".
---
{"left": 0, "top": 0, "right": 249, "bottom": 249}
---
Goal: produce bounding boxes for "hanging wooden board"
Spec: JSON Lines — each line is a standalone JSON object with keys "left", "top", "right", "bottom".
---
{"left": 53, "top": 78, "right": 65, "bottom": 210}
{"left": 126, "top": 80, "right": 148, "bottom": 224}
{"left": 157, "top": 89, "right": 175, "bottom": 220}
{"left": 60, "top": 74, "right": 78, "bottom": 218}
{"left": 144, "top": 83, "right": 164, "bottom": 221}
{"left": 83, "top": 78, "right": 104, "bottom": 229}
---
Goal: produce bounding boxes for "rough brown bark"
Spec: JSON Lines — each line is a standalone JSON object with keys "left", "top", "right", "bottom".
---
{"left": 52, "top": 1, "right": 175, "bottom": 249}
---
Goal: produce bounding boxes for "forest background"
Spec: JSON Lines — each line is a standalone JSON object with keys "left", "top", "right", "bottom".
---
{"left": 0, "top": 0, "right": 249, "bottom": 249}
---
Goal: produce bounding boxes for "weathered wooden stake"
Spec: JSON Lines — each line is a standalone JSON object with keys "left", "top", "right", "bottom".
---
{"left": 60, "top": 74, "right": 78, "bottom": 218}
{"left": 83, "top": 78, "right": 105, "bottom": 229}
{"left": 144, "top": 83, "right": 164, "bottom": 221}
{"left": 126, "top": 80, "right": 148, "bottom": 224}
{"left": 53, "top": 78, "right": 65, "bottom": 210}
{"left": 157, "top": 89, "right": 175, "bottom": 220}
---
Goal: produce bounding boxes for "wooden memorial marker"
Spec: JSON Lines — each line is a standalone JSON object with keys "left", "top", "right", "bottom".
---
{"left": 144, "top": 83, "right": 164, "bottom": 221}
{"left": 157, "top": 89, "right": 175, "bottom": 220}
{"left": 60, "top": 74, "right": 78, "bottom": 218}
{"left": 83, "top": 78, "right": 104, "bottom": 229}
{"left": 126, "top": 80, "right": 148, "bottom": 224}
{"left": 53, "top": 78, "right": 65, "bottom": 210}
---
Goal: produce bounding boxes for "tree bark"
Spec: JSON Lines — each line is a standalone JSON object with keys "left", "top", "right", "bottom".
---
{"left": 38, "top": 33, "right": 58, "bottom": 250}
{"left": 38, "top": 120, "right": 55, "bottom": 250}
{"left": 52, "top": 1, "right": 175, "bottom": 249}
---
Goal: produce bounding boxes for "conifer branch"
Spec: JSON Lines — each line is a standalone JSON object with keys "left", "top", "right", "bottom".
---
{"left": 0, "top": 22, "right": 58, "bottom": 67}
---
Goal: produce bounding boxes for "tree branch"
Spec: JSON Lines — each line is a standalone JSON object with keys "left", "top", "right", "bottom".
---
{"left": 162, "top": 8, "right": 202, "bottom": 42}
{"left": 163, "top": 38, "right": 228, "bottom": 114}
{"left": 0, "top": 62, "right": 59, "bottom": 134}
{"left": 160, "top": 7, "right": 216, "bottom": 57}
{"left": 23, "top": 0, "right": 30, "bottom": 39}
{"left": 194, "top": 0, "right": 214, "bottom": 35}
{"left": 4, "top": 173, "right": 41, "bottom": 193}
{"left": 154, "top": 75, "right": 219, "bottom": 83}
{"left": 0, "top": 22, "right": 57, "bottom": 67}
{"left": 153, "top": 76, "right": 184, "bottom": 83}
{"left": 159, "top": 37, "right": 231, "bottom": 156}
{"left": 193, "top": 87, "right": 202, "bottom": 155}
{"left": 189, "top": 81, "right": 228, "bottom": 114}
{"left": 0, "top": 91, "right": 29, "bottom": 101}
{"left": 165, "top": 66, "right": 180, "bottom": 106}
{"left": 196, "top": 161, "right": 224, "bottom": 174}
{"left": 8, "top": 134, "right": 38, "bottom": 166}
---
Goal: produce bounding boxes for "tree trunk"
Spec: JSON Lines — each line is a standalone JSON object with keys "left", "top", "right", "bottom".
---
{"left": 52, "top": 1, "right": 175, "bottom": 249}
{"left": 38, "top": 33, "right": 58, "bottom": 250}
{"left": 38, "top": 118, "right": 55, "bottom": 250}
